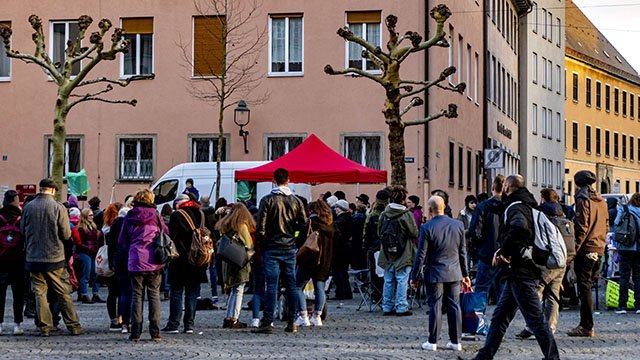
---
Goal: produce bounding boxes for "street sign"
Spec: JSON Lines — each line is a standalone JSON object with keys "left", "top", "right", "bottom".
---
{"left": 484, "top": 149, "right": 504, "bottom": 169}
{"left": 404, "top": 156, "right": 415, "bottom": 163}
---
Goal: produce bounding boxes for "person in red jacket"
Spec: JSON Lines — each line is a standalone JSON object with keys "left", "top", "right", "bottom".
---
{"left": 73, "top": 208, "right": 105, "bottom": 304}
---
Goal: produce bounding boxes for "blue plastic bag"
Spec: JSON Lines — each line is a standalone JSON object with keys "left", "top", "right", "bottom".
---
{"left": 461, "top": 290, "right": 489, "bottom": 335}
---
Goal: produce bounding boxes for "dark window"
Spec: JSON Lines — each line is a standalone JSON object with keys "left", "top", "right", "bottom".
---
{"left": 614, "top": 132, "right": 619, "bottom": 158}
{"left": 572, "top": 73, "right": 578, "bottom": 102}
{"left": 458, "top": 146, "right": 464, "bottom": 189}
{"left": 631, "top": 95, "right": 635, "bottom": 118}
{"left": 615, "top": 88, "right": 620, "bottom": 114}
{"left": 191, "top": 137, "right": 227, "bottom": 162}
{"left": 449, "top": 142, "right": 455, "bottom": 185}
{"left": 153, "top": 180, "right": 178, "bottom": 205}
{"left": 605, "top": 130, "right": 610, "bottom": 157}
{"left": 47, "top": 138, "right": 82, "bottom": 177}
{"left": 605, "top": 85, "right": 611, "bottom": 111}
{"left": 623, "top": 91, "right": 627, "bottom": 117}
{"left": 595, "top": 128, "right": 601, "bottom": 155}
{"left": 344, "top": 136, "right": 382, "bottom": 169}
{"left": 119, "top": 138, "right": 153, "bottom": 181}
{"left": 585, "top": 125, "right": 591, "bottom": 153}
{"left": 268, "top": 136, "right": 303, "bottom": 160}
{"left": 467, "top": 149, "right": 472, "bottom": 190}
{"left": 623, "top": 134, "right": 627, "bottom": 159}
{"left": 586, "top": 78, "right": 592, "bottom": 106}
{"left": 572, "top": 122, "right": 578, "bottom": 151}
{"left": 636, "top": 181, "right": 640, "bottom": 193}
{"left": 626, "top": 180, "right": 630, "bottom": 194}
{"left": 595, "top": 81, "right": 602, "bottom": 109}
{"left": 631, "top": 136, "right": 635, "bottom": 161}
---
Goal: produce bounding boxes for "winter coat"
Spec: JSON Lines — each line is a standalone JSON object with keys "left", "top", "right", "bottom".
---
{"left": 72, "top": 226, "right": 104, "bottom": 258}
{"left": 350, "top": 212, "right": 367, "bottom": 269}
{"left": 607, "top": 197, "right": 618, "bottom": 231}
{"left": 303, "top": 215, "right": 335, "bottom": 281}
{"left": 468, "top": 195, "right": 502, "bottom": 264}
{"left": 0, "top": 204, "right": 24, "bottom": 270}
{"left": 377, "top": 203, "right": 419, "bottom": 271}
{"left": 106, "top": 216, "right": 125, "bottom": 271}
{"left": 333, "top": 211, "right": 352, "bottom": 267}
{"left": 168, "top": 205, "right": 208, "bottom": 286}
{"left": 221, "top": 223, "right": 253, "bottom": 290}
{"left": 21, "top": 193, "right": 71, "bottom": 267}
{"left": 117, "top": 202, "right": 167, "bottom": 273}
{"left": 257, "top": 186, "right": 307, "bottom": 250}
{"left": 362, "top": 207, "right": 384, "bottom": 252}
{"left": 498, "top": 188, "right": 540, "bottom": 280}
{"left": 574, "top": 187, "right": 609, "bottom": 256}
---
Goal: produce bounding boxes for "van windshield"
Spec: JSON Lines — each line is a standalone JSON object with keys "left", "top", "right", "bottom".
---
{"left": 153, "top": 180, "right": 178, "bottom": 205}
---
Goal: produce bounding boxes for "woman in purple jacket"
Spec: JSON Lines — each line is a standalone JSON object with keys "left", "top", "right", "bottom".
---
{"left": 118, "top": 189, "right": 167, "bottom": 341}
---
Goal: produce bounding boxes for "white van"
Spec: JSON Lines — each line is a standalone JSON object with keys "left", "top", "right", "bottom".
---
{"left": 150, "top": 161, "right": 311, "bottom": 210}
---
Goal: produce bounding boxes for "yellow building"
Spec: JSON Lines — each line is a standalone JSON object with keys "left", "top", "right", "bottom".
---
{"left": 564, "top": 1, "right": 640, "bottom": 203}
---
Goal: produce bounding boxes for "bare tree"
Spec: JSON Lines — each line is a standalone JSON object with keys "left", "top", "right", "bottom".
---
{"left": 178, "top": 0, "right": 268, "bottom": 200}
{"left": 324, "top": 5, "right": 464, "bottom": 187}
{"left": 0, "top": 15, "right": 151, "bottom": 199}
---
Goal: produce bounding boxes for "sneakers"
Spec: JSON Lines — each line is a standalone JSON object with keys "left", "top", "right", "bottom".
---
{"left": 567, "top": 325, "right": 595, "bottom": 337}
{"left": 81, "top": 295, "right": 94, "bottom": 304}
{"left": 121, "top": 325, "right": 129, "bottom": 334}
{"left": 13, "top": 323, "right": 24, "bottom": 336}
{"left": 211, "top": 296, "right": 219, "bottom": 309}
{"left": 69, "top": 328, "right": 85, "bottom": 336}
{"left": 229, "top": 320, "right": 247, "bottom": 329}
{"left": 92, "top": 294, "right": 106, "bottom": 303}
{"left": 161, "top": 326, "right": 179, "bottom": 334}
{"left": 421, "top": 342, "right": 437, "bottom": 351}
{"left": 446, "top": 342, "right": 462, "bottom": 351}
{"left": 615, "top": 308, "right": 628, "bottom": 314}
{"left": 251, "top": 320, "right": 274, "bottom": 334}
{"left": 284, "top": 320, "right": 297, "bottom": 333}
{"left": 515, "top": 329, "right": 535, "bottom": 340}
{"left": 250, "top": 318, "right": 260, "bottom": 328}
{"left": 109, "top": 322, "right": 122, "bottom": 332}
{"left": 184, "top": 329, "right": 194, "bottom": 334}
{"left": 636, "top": 309, "right": 640, "bottom": 314}
{"left": 295, "top": 316, "right": 311, "bottom": 327}
{"left": 310, "top": 316, "right": 323, "bottom": 327}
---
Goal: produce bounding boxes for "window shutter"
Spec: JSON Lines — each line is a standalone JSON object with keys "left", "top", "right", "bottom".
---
{"left": 193, "top": 16, "right": 226, "bottom": 77}
{"left": 346, "top": 11, "right": 381, "bottom": 24}
{"left": 121, "top": 18, "right": 153, "bottom": 34}
{"left": 270, "top": 13, "right": 302, "bottom": 19}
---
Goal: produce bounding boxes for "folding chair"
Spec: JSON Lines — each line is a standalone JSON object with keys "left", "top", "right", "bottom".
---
{"left": 350, "top": 251, "right": 384, "bottom": 312}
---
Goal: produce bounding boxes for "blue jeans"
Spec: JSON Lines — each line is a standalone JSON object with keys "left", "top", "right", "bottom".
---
{"left": 474, "top": 259, "right": 503, "bottom": 308}
{"left": 382, "top": 264, "right": 411, "bottom": 313}
{"left": 166, "top": 283, "right": 200, "bottom": 331}
{"left": 209, "top": 258, "right": 218, "bottom": 297}
{"left": 77, "top": 253, "right": 99, "bottom": 296}
{"left": 226, "top": 284, "right": 245, "bottom": 319}
{"left": 116, "top": 270, "right": 131, "bottom": 326}
{"left": 295, "top": 267, "right": 326, "bottom": 316}
{"left": 262, "top": 249, "right": 297, "bottom": 324}
{"left": 252, "top": 256, "right": 265, "bottom": 319}
{"left": 476, "top": 279, "right": 559, "bottom": 360}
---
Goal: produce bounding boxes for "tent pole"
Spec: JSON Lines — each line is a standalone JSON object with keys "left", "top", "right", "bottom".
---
{"left": 356, "top": 183, "right": 360, "bottom": 197}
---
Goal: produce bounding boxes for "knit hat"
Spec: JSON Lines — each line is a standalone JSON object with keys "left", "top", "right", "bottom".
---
{"left": 375, "top": 189, "right": 390, "bottom": 201}
{"left": 69, "top": 207, "right": 81, "bottom": 219}
{"left": 334, "top": 199, "right": 350, "bottom": 211}
{"left": 326, "top": 195, "right": 339, "bottom": 207}
{"left": 574, "top": 170, "right": 597, "bottom": 188}
{"left": 68, "top": 195, "right": 78, "bottom": 208}
{"left": 175, "top": 194, "right": 190, "bottom": 206}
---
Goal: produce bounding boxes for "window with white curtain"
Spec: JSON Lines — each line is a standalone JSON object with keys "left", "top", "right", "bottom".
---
{"left": 51, "top": 21, "right": 81, "bottom": 76}
{"left": 121, "top": 18, "right": 154, "bottom": 77}
{"left": 346, "top": 11, "right": 381, "bottom": 72}
{"left": 269, "top": 15, "right": 303, "bottom": 74}
{"left": 46, "top": 137, "right": 82, "bottom": 177}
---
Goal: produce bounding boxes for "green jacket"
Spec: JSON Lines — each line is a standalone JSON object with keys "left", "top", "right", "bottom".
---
{"left": 377, "top": 204, "right": 418, "bottom": 271}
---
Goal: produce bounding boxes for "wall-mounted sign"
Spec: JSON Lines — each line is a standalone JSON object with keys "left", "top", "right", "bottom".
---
{"left": 484, "top": 149, "right": 505, "bottom": 169}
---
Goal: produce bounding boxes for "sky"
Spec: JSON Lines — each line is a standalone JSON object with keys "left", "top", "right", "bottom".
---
{"left": 573, "top": 0, "right": 640, "bottom": 74}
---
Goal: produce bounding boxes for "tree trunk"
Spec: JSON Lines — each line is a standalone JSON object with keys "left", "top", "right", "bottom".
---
{"left": 387, "top": 114, "right": 407, "bottom": 187}
{"left": 51, "top": 94, "right": 69, "bottom": 201}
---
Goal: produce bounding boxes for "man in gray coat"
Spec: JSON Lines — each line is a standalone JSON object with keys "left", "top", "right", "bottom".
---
{"left": 22, "top": 179, "right": 83, "bottom": 337}
{"left": 410, "top": 195, "right": 470, "bottom": 352}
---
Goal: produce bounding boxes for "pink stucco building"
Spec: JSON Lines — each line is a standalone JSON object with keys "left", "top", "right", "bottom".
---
{"left": 0, "top": 0, "right": 483, "bottom": 211}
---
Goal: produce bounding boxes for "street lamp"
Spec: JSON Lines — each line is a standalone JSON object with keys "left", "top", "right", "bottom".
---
{"left": 234, "top": 100, "right": 251, "bottom": 154}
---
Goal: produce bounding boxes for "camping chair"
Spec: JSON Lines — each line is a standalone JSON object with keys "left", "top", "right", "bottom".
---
{"left": 350, "top": 251, "right": 384, "bottom": 312}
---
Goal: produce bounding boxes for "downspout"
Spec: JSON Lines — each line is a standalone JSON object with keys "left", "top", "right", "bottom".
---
{"left": 424, "top": 0, "right": 430, "bottom": 185}
{"left": 482, "top": 0, "right": 489, "bottom": 190}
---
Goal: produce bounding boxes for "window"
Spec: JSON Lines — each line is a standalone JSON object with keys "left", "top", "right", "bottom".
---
{"left": 532, "top": 53, "right": 538, "bottom": 84}
{"left": 605, "top": 130, "right": 611, "bottom": 157}
{"left": 0, "top": 21, "right": 10, "bottom": 80}
{"left": 572, "top": 73, "right": 578, "bottom": 102}
{"left": 448, "top": 25, "right": 454, "bottom": 83}
{"left": 546, "top": 60, "right": 552, "bottom": 92}
{"left": 542, "top": 107, "right": 547, "bottom": 137}
{"left": 614, "top": 87, "right": 619, "bottom": 114}
{"left": 548, "top": 160, "right": 553, "bottom": 188}
{"left": 623, "top": 134, "right": 627, "bottom": 159}
{"left": 466, "top": 45, "right": 471, "bottom": 98}
{"left": 153, "top": 180, "right": 178, "bottom": 205}
{"left": 532, "top": 2, "right": 538, "bottom": 33}
{"left": 614, "top": 132, "right": 619, "bottom": 158}
{"left": 51, "top": 21, "right": 80, "bottom": 76}
{"left": 270, "top": 15, "right": 303, "bottom": 74}
{"left": 622, "top": 90, "right": 627, "bottom": 117}
{"left": 636, "top": 181, "right": 640, "bottom": 193}
{"left": 605, "top": 84, "right": 611, "bottom": 111}
{"left": 532, "top": 103, "right": 538, "bottom": 134}
{"left": 542, "top": 158, "right": 547, "bottom": 186}
{"left": 268, "top": 135, "right": 303, "bottom": 160}
{"left": 542, "top": 57, "right": 547, "bottom": 88}
{"left": 449, "top": 142, "right": 455, "bottom": 185}
{"left": 46, "top": 137, "right": 82, "bottom": 177}
{"left": 193, "top": 16, "right": 225, "bottom": 77}
{"left": 595, "top": 81, "right": 602, "bottom": 109}
{"left": 631, "top": 136, "right": 635, "bottom": 162}
{"left": 119, "top": 137, "right": 154, "bottom": 181}
{"left": 491, "top": 55, "right": 496, "bottom": 102}
{"left": 556, "top": 17, "right": 561, "bottom": 47}
{"left": 457, "top": 35, "right": 463, "bottom": 85}
{"left": 555, "top": 65, "right": 561, "bottom": 94}
{"left": 631, "top": 93, "right": 635, "bottom": 118}
{"left": 638, "top": 95, "right": 640, "bottom": 120}
{"left": 347, "top": 11, "right": 381, "bottom": 72}
{"left": 627, "top": 180, "right": 630, "bottom": 194}
{"left": 585, "top": 125, "right": 591, "bottom": 153}
{"left": 467, "top": 149, "right": 472, "bottom": 190}
{"left": 595, "top": 128, "right": 601, "bottom": 155}
{"left": 542, "top": 9, "right": 547, "bottom": 39}
{"left": 343, "top": 135, "right": 382, "bottom": 169}
{"left": 547, "top": 11, "right": 553, "bottom": 43}
{"left": 547, "top": 108, "right": 553, "bottom": 139}
{"left": 474, "top": 52, "right": 479, "bottom": 102}
{"left": 572, "top": 122, "right": 578, "bottom": 151}
{"left": 585, "top": 78, "right": 592, "bottom": 106}
{"left": 638, "top": 138, "right": 640, "bottom": 162}
{"left": 532, "top": 156, "right": 538, "bottom": 184}
{"left": 556, "top": 112, "right": 561, "bottom": 142}
{"left": 458, "top": 146, "right": 464, "bottom": 188}
{"left": 556, "top": 161, "right": 562, "bottom": 189}
{"left": 189, "top": 136, "right": 227, "bottom": 162}
{"left": 121, "top": 18, "right": 154, "bottom": 77}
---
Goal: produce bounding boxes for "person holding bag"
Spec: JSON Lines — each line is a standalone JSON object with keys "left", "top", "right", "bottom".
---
{"left": 73, "top": 208, "right": 105, "bottom": 304}
{"left": 216, "top": 203, "right": 255, "bottom": 329}
{"left": 294, "top": 201, "right": 334, "bottom": 327}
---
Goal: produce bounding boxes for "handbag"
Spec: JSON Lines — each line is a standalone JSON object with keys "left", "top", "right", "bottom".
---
{"left": 153, "top": 213, "right": 179, "bottom": 264}
{"left": 95, "top": 244, "right": 114, "bottom": 277}
{"left": 461, "top": 288, "right": 489, "bottom": 335}
{"left": 217, "top": 232, "right": 249, "bottom": 268}
{"left": 296, "top": 225, "right": 321, "bottom": 268}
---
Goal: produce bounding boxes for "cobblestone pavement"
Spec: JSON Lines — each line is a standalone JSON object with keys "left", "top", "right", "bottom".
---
{"left": 0, "top": 284, "right": 637, "bottom": 359}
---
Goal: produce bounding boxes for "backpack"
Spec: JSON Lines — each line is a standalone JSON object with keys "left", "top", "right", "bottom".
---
{"left": 614, "top": 205, "right": 638, "bottom": 248}
{"left": 364, "top": 213, "right": 381, "bottom": 251}
{"left": 504, "top": 201, "right": 567, "bottom": 270}
{"left": 0, "top": 215, "right": 22, "bottom": 258}
{"left": 379, "top": 212, "right": 406, "bottom": 256}
{"left": 548, "top": 215, "right": 576, "bottom": 263}
{"left": 178, "top": 209, "right": 214, "bottom": 267}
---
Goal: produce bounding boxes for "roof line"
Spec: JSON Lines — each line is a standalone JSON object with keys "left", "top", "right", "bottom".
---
{"left": 566, "top": 48, "right": 640, "bottom": 87}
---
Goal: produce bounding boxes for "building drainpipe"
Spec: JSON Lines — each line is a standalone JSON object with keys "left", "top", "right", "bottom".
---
{"left": 424, "top": 0, "right": 430, "bottom": 188}
{"left": 482, "top": 0, "right": 489, "bottom": 190}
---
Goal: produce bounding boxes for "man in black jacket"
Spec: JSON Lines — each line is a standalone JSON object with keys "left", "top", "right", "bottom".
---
{"left": 253, "top": 168, "right": 307, "bottom": 334}
{"left": 474, "top": 175, "right": 559, "bottom": 360}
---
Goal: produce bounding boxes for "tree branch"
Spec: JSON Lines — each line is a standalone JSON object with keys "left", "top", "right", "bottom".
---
{"left": 391, "top": 5, "right": 452, "bottom": 63}
{"left": 336, "top": 27, "right": 390, "bottom": 64}
{"left": 402, "top": 104, "right": 458, "bottom": 127}
{"left": 66, "top": 95, "right": 137, "bottom": 111}
{"left": 69, "top": 84, "right": 114, "bottom": 98}
{"left": 400, "top": 97, "right": 424, "bottom": 117}
{"left": 324, "top": 65, "right": 390, "bottom": 87}
{"left": 399, "top": 66, "right": 457, "bottom": 98}
{"left": 77, "top": 74, "right": 154, "bottom": 87}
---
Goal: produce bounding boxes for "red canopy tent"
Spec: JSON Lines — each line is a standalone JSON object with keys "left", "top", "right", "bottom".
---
{"left": 235, "top": 134, "right": 388, "bottom": 184}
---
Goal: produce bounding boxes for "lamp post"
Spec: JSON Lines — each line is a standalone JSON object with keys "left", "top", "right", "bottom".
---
{"left": 234, "top": 100, "right": 251, "bottom": 154}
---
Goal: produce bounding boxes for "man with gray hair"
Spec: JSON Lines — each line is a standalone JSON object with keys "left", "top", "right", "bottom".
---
{"left": 473, "top": 175, "right": 558, "bottom": 360}
{"left": 410, "top": 196, "right": 470, "bottom": 352}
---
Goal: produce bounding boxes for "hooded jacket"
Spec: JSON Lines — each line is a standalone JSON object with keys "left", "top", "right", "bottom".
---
{"left": 168, "top": 203, "right": 209, "bottom": 286}
{"left": 117, "top": 202, "right": 167, "bottom": 273}
{"left": 377, "top": 203, "right": 419, "bottom": 271}
{"left": 574, "top": 186, "right": 609, "bottom": 256}
{"left": 257, "top": 186, "right": 307, "bottom": 250}
{"left": 498, "top": 188, "right": 540, "bottom": 280}
{"left": 469, "top": 195, "right": 502, "bottom": 264}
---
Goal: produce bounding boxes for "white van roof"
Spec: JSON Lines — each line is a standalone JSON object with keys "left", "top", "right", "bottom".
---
{"left": 160, "top": 161, "right": 268, "bottom": 179}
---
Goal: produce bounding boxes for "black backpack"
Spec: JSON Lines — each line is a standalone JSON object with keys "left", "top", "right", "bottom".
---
{"left": 379, "top": 212, "right": 406, "bottom": 256}
{"left": 364, "top": 213, "right": 381, "bottom": 251}
{"left": 614, "top": 205, "right": 638, "bottom": 248}
{"left": 548, "top": 215, "right": 576, "bottom": 263}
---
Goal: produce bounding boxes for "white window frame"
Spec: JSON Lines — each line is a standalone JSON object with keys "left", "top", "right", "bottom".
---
{"left": 542, "top": 158, "right": 547, "bottom": 187}
{"left": 556, "top": 112, "right": 562, "bottom": 142}
{"left": 0, "top": 25, "right": 10, "bottom": 81}
{"left": 119, "top": 19, "right": 155, "bottom": 78}
{"left": 556, "top": 17, "right": 561, "bottom": 47}
{"left": 474, "top": 52, "right": 479, "bottom": 104}
{"left": 264, "top": 133, "right": 306, "bottom": 160}
{"left": 457, "top": 34, "right": 463, "bottom": 85}
{"left": 532, "top": 103, "right": 538, "bottom": 135}
{"left": 532, "top": 2, "right": 538, "bottom": 33}
{"left": 341, "top": 133, "right": 385, "bottom": 170}
{"left": 268, "top": 15, "right": 304, "bottom": 77}
{"left": 532, "top": 52, "right": 537, "bottom": 84}
{"left": 44, "top": 135, "right": 84, "bottom": 178}
{"left": 556, "top": 161, "right": 562, "bottom": 189}
{"left": 448, "top": 25, "right": 454, "bottom": 84}
{"left": 541, "top": 57, "right": 547, "bottom": 89}
{"left": 117, "top": 135, "right": 156, "bottom": 181}
{"left": 542, "top": 106, "right": 547, "bottom": 138}
{"left": 188, "top": 134, "right": 230, "bottom": 162}
{"left": 547, "top": 108, "right": 553, "bottom": 139}
{"left": 344, "top": 17, "right": 382, "bottom": 75}
{"left": 556, "top": 65, "right": 561, "bottom": 94}
{"left": 466, "top": 44, "right": 471, "bottom": 99}
{"left": 547, "top": 60, "right": 552, "bottom": 92}
{"left": 532, "top": 156, "right": 538, "bottom": 185}
{"left": 49, "top": 21, "right": 81, "bottom": 77}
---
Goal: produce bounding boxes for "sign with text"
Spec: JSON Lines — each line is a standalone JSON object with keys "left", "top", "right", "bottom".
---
{"left": 484, "top": 149, "right": 505, "bottom": 169}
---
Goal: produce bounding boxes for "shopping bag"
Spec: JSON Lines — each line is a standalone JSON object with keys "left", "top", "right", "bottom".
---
{"left": 461, "top": 290, "right": 489, "bottom": 335}
{"left": 606, "top": 279, "right": 635, "bottom": 310}
{"left": 95, "top": 245, "right": 114, "bottom": 277}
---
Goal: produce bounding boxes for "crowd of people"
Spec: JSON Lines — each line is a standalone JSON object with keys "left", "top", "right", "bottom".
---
{"left": 0, "top": 167, "right": 623, "bottom": 360}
